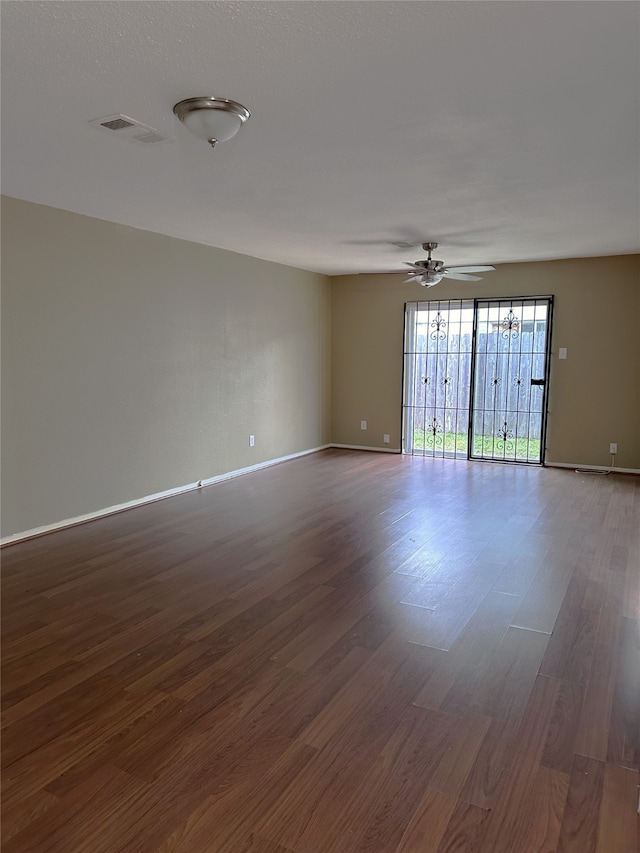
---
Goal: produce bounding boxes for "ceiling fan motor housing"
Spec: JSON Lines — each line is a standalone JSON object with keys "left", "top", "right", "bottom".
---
{"left": 414, "top": 259, "right": 445, "bottom": 273}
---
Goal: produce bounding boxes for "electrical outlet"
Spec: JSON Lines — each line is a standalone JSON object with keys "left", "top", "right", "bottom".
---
{"left": 383, "top": 434, "right": 390, "bottom": 444}
{"left": 249, "top": 435, "right": 255, "bottom": 447}
{"left": 609, "top": 442, "right": 617, "bottom": 455}
{"left": 360, "top": 420, "right": 367, "bottom": 430}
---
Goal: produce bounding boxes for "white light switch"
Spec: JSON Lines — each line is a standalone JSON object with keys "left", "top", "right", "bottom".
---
{"left": 360, "top": 420, "right": 367, "bottom": 430}
{"left": 559, "top": 347, "right": 567, "bottom": 359}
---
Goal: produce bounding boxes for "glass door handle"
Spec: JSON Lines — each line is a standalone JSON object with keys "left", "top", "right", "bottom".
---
{"left": 530, "top": 378, "right": 545, "bottom": 386}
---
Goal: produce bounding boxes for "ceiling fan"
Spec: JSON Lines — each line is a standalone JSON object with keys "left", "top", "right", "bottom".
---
{"left": 402, "top": 242, "right": 495, "bottom": 287}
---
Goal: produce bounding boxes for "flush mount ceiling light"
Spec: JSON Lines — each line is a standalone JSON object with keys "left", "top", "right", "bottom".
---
{"left": 173, "top": 97, "right": 250, "bottom": 148}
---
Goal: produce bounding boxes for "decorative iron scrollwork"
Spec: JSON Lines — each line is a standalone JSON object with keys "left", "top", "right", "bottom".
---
{"left": 430, "top": 312, "right": 447, "bottom": 340}
{"left": 426, "top": 417, "right": 444, "bottom": 448}
{"left": 496, "top": 419, "right": 515, "bottom": 453}
{"left": 501, "top": 310, "right": 520, "bottom": 338}
{"left": 497, "top": 421, "right": 513, "bottom": 441}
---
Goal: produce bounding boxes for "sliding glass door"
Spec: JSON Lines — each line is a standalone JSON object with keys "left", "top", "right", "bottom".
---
{"left": 403, "top": 297, "right": 553, "bottom": 464}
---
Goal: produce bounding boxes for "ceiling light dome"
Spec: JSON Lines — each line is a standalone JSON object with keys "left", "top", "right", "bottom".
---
{"left": 420, "top": 271, "right": 444, "bottom": 286}
{"left": 173, "top": 97, "right": 250, "bottom": 148}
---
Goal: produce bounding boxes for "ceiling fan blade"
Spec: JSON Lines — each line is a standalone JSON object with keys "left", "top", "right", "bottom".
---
{"left": 444, "top": 271, "right": 482, "bottom": 281}
{"left": 403, "top": 275, "right": 424, "bottom": 284}
{"left": 404, "top": 262, "right": 426, "bottom": 271}
{"left": 446, "top": 265, "right": 495, "bottom": 273}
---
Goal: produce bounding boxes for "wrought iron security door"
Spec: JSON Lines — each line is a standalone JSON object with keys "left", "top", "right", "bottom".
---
{"left": 470, "top": 298, "right": 553, "bottom": 463}
{"left": 403, "top": 297, "right": 553, "bottom": 464}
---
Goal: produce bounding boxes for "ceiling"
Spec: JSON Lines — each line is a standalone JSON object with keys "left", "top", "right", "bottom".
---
{"left": 2, "top": 1, "right": 639, "bottom": 276}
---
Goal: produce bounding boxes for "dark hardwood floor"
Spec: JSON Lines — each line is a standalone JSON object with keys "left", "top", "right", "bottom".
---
{"left": 2, "top": 449, "right": 638, "bottom": 852}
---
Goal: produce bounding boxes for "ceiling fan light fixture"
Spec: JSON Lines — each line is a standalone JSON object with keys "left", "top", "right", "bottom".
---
{"left": 401, "top": 240, "right": 495, "bottom": 287}
{"left": 173, "top": 97, "right": 250, "bottom": 148}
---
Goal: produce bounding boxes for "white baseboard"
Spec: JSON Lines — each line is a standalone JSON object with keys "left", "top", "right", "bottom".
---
{"left": 197, "top": 445, "right": 331, "bottom": 486}
{"left": 329, "top": 443, "right": 402, "bottom": 453}
{"left": 7, "top": 447, "right": 633, "bottom": 546}
{"left": 1, "top": 444, "right": 330, "bottom": 547}
{"left": 546, "top": 462, "right": 640, "bottom": 475}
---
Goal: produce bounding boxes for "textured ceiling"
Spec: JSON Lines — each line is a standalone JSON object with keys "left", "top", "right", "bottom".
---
{"left": 2, "top": 1, "right": 639, "bottom": 275}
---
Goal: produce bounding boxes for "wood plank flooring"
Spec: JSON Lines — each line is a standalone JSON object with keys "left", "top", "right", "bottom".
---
{"left": 2, "top": 449, "right": 639, "bottom": 851}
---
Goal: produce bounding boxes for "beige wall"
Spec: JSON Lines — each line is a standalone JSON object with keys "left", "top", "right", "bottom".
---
{"left": 3, "top": 196, "right": 638, "bottom": 539}
{"left": 1, "top": 197, "right": 331, "bottom": 538}
{"left": 331, "top": 255, "right": 640, "bottom": 469}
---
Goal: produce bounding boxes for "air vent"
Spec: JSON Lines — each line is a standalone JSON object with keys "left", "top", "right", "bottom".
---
{"left": 88, "top": 114, "right": 171, "bottom": 145}
{"left": 100, "top": 117, "right": 135, "bottom": 131}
